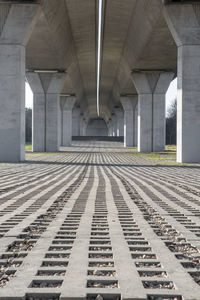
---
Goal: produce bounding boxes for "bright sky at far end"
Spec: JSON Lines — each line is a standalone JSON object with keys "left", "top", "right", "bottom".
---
{"left": 25, "top": 78, "right": 178, "bottom": 116}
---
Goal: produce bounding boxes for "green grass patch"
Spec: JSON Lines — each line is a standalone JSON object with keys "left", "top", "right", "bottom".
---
{"left": 122, "top": 146, "right": 177, "bottom": 161}
{"left": 125, "top": 147, "right": 137, "bottom": 151}
{"left": 25, "top": 143, "right": 32, "bottom": 151}
{"left": 138, "top": 152, "right": 175, "bottom": 160}
{"left": 122, "top": 144, "right": 177, "bottom": 160}
{"left": 153, "top": 162, "right": 193, "bottom": 167}
{"left": 165, "top": 145, "right": 176, "bottom": 153}
{"left": 26, "top": 152, "right": 64, "bottom": 156}
{"left": 0, "top": 163, "right": 8, "bottom": 167}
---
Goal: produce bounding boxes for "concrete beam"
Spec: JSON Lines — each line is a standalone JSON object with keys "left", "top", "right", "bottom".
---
{"left": 0, "top": 4, "right": 40, "bottom": 45}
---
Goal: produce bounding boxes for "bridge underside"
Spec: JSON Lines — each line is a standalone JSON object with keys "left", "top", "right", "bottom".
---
{"left": 0, "top": 1, "right": 199, "bottom": 163}
{"left": 0, "top": 141, "right": 199, "bottom": 299}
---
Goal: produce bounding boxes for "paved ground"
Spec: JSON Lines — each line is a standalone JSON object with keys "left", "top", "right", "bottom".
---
{"left": 0, "top": 141, "right": 200, "bottom": 300}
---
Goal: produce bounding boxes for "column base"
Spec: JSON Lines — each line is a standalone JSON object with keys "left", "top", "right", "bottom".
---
{"left": 0, "top": 131, "right": 25, "bottom": 162}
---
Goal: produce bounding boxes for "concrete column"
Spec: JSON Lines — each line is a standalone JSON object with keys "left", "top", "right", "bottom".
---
{"left": 134, "top": 104, "right": 138, "bottom": 147}
{"left": 115, "top": 108, "right": 124, "bottom": 137}
{"left": 79, "top": 115, "right": 84, "bottom": 136}
{"left": 164, "top": 4, "right": 200, "bottom": 163}
{"left": 131, "top": 72, "right": 174, "bottom": 152}
{"left": 120, "top": 97, "right": 137, "bottom": 147}
{"left": 83, "top": 120, "right": 87, "bottom": 136}
{"left": 0, "top": 4, "right": 40, "bottom": 162}
{"left": 27, "top": 73, "right": 45, "bottom": 152}
{"left": 46, "top": 92, "right": 60, "bottom": 152}
{"left": 72, "top": 107, "right": 81, "bottom": 136}
{"left": 80, "top": 116, "right": 87, "bottom": 137}
{"left": 111, "top": 115, "right": 117, "bottom": 137}
{"left": 27, "top": 72, "right": 67, "bottom": 152}
{"left": 60, "top": 96, "right": 76, "bottom": 146}
{"left": 58, "top": 103, "right": 62, "bottom": 148}
{"left": 108, "top": 120, "right": 113, "bottom": 137}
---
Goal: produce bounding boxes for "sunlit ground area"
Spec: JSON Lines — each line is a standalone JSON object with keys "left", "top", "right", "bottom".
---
{"left": 26, "top": 142, "right": 179, "bottom": 165}
{"left": 25, "top": 142, "right": 32, "bottom": 151}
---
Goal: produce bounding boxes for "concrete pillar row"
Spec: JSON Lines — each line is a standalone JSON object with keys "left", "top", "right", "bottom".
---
{"left": 131, "top": 72, "right": 174, "bottom": 153}
{"left": 120, "top": 96, "right": 138, "bottom": 147}
{"left": 164, "top": 4, "right": 200, "bottom": 163}
{"left": 107, "top": 120, "right": 112, "bottom": 137}
{"left": 79, "top": 115, "right": 84, "bottom": 137}
{"left": 72, "top": 107, "right": 81, "bottom": 136}
{"left": 115, "top": 108, "right": 124, "bottom": 137}
{"left": 83, "top": 120, "right": 87, "bottom": 137}
{"left": 110, "top": 118, "right": 114, "bottom": 137}
{"left": 111, "top": 115, "right": 117, "bottom": 137}
{"left": 60, "top": 96, "right": 76, "bottom": 147}
{"left": 26, "top": 72, "right": 67, "bottom": 152}
{"left": 0, "top": 4, "right": 40, "bottom": 162}
{"left": 134, "top": 104, "right": 138, "bottom": 147}
{"left": 79, "top": 116, "right": 86, "bottom": 137}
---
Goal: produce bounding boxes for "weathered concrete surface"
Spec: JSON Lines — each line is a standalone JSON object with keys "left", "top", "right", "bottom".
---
{"left": 0, "top": 140, "right": 199, "bottom": 299}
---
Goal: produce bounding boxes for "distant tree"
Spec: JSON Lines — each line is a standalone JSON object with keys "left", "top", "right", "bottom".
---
{"left": 166, "top": 99, "right": 177, "bottom": 145}
{"left": 25, "top": 108, "right": 32, "bottom": 143}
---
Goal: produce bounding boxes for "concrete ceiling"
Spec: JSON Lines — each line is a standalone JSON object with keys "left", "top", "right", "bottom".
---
{"left": 26, "top": 0, "right": 177, "bottom": 120}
